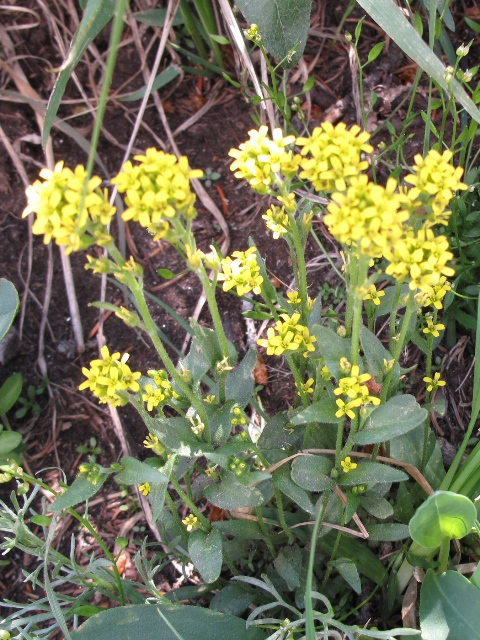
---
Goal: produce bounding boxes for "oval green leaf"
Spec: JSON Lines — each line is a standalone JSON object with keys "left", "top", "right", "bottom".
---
{"left": 409, "top": 491, "right": 477, "bottom": 548}
{"left": 0, "top": 430, "right": 22, "bottom": 455}
{"left": 354, "top": 395, "right": 427, "bottom": 445}
{"left": 291, "top": 455, "right": 335, "bottom": 492}
{"left": 339, "top": 462, "right": 408, "bottom": 486}
{"left": 0, "top": 372, "right": 23, "bottom": 416}
{"left": 0, "top": 279, "right": 19, "bottom": 341}
{"left": 188, "top": 529, "right": 223, "bottom": 584}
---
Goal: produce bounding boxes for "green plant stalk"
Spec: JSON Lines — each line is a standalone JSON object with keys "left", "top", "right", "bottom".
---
{"left": 310, "top": 227, "right": 346, "bottom": 283}
{"left": 438, "top": 537, "right": 450, "bottom": 574}
{"left": 421, "top": 332, "right": 434, "bottom": 471}
{"left": 350, "top": 255, "right": 369, "bottom": 367}
{"left": 285, "top": 353, "right": 309, "bottom": 407}
{"left": 304, "top": 492, "right": 329, "bottom": 640}
{"left": 196, "top": 264, "right": 230, "bottom": 358}
{"left": 345, "top": 252, "right": 358, "bottom": 336}
{"left": 381, "top": 289, "right": 416, "bottom": 403}
{"left": 287, "top": 212, "right": 308, "bottom": 322}
{"left": 179, "top": 0, "right": 210, "bottom": 61}
{"left": 107, "top": 245, "right": 209, "bottom": 430}
{"left": 192, "top": 0, "right": 224, "bottom": 68}
{"left": 441, "top": 295, "right": 480, "bottom": 490}
{"left": 254, "top": 506, "right": 276, "bottom": 556}
{"left": 389, "top": 281, "right": 403, "bottom": 346}
{"left": 169, "top": 473, "right": 210, "bottom": 530}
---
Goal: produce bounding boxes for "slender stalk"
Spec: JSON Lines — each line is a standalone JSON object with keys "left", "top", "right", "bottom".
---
{"left": 170, "top": 474, "right": 210, "bottom": 530}
{"left": 305, "top": 492, "right": 329, "bottom": 640}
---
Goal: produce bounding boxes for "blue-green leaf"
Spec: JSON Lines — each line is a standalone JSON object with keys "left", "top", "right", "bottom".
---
{"left": 188, "top": 529, "right": 223, "bottom": 584}
{"left": 354, "top": 395, "right": 427, "bottom": 445}
{"left": 0, "top": 279, "right": 19, "bottom": 341}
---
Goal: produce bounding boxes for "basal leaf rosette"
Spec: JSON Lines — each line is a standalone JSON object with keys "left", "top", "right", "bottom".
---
{"left": 111, "top": 149, "right": 203, "bottom": 241}
{"left": 296, "top": 122, "right": 373, "bottom": 193}
{"left": 228, "top": 126, "right": 301, "bottom": 194}
{"left": 324, "top": 176, "right": 409, "bottom": 258}
{"left": 23, "top": 162, "right": 116, "bottom": 253}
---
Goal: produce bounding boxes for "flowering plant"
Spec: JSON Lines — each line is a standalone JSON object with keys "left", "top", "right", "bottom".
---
{"left": 4, "top": 122, "right": 479, "bottom": 639}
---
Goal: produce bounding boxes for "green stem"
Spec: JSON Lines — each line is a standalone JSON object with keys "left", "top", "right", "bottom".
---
{"left": 197, "top": 264, "right": 230, "bottom": 358}
{"left": 438, "top": 537, "right": 450, "bottom": 574}
{"left": 389, "top": 281, "right": 403, "bottom": 348}
{"left": 381, "top": 289, "right": 416, "bottom": 403}
{"left": 345, "top": 253, "right": 358, "bottom": 337}
{"left": 305, "top": 492, "right": 329, "bottom": 640}
{"left": 170, "top": 474, "right": 210, "bottom": 531}
{"left": 255, "top": 507, "right": 276, "bottom": 556}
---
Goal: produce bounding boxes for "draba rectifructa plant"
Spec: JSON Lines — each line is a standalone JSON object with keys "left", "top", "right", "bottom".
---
{"left": 8, "top": 121, "right": 471, "bottom": 636}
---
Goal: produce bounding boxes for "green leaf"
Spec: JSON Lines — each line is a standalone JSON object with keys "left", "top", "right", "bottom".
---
{"left": 72, "top": 605, "right": 103, "bottom": 617}
{"left": 366, "top": 523, "right": 410, "bottom": 541}
{"left": 225, "top": 349, "right": 257, "bottom": 408}
{"left": 0, "top": 372, "right": 22, "bottom": 415}
{"left": 339, "top": 462, "right": 408, "bottom": 487}
{"left": 149, "top": 455, "right": 177, "bottom": 523}
{"left": 204, "top": 472, "right": 265, "bottom": 509}
{"left": 465, "top": 17, "right": 480, "bottom": 34}
{"left": 132, "top": 9, "right": 184, "bottom": 27}
{"left": 257, "top": 412, "right": 301, "bottom": 450}
{"left": 274, "top": 545, "right": 302, "bottom": 590}
{"left": 302, "top": 76, "right": 315, "bottom": 93}
{"left": 356, "top": 0, "right": 480, "bottom": 123}
{"left": 0, "top": 430, "right": 22, "bottom": 455}
{"left": 51, "top": 475, "right": 107, "bottom": 511}
{"left": 291, "top": 455, "right": 335, "bottom": 492}
{"left": 43, "top": 0, "right": 116, "bottom": 146}
{"left": 210, "top": 584, "right": 253, "bottom": 616}
{"left": 149, "top": 416, "right": 213, "bottom": 457}
{"left": 30, "top": 515, "right": 52, "bottom": 527}
{"left": 191, "top": 320, "right": 237, "bottom": 369}
{"left": 420, "top": 569, "right": 480, "bottom": 639}
{"left": 210, "top": 34, "right": 230, "bottom": 45}
{"left": 119, "top": 67, "right": 180, "bottom": 102}
{"left": 354, "top": 395, "right": 427, "bottom": 445}
{"left": 188, "top": 529, "right": 223, "bottom": 584}
{"left": 0, "top": 279, "right": 19, "bottom": 341}
{"left": 359, "top": 493, "right": 394, "bottom": 519}
{"left": 71, "top": 603, "right": 266, "bottom": 640}
{"left": 373, "top": 283, "right": 410, "bottom": 318}
{"left": 115, "top": 457, "right": 167, "bottom": 485}
{"left": 156, "top": 268, "right": 177, "bottom": 280}
{"left": 310, "top": 325, "right": 351, "bottom": 380}
{"left": 332, "top": 558, "right": 361, "bottom": 594}
{"left": 290, "top": 397, "right": 341, "bottom": 425}
{"left": 212, "top": 519, "right": 265, "bottom": 540}
{"left": 235, "top": 0, "right": 312, "bottom": 67}
{"left": 205, "top": 401, "right": 236, "bottom": 446}
{"left": 272, "top": 466, "right": 314, "bottom": 514}
{"left": 359, "top": 325, "right": 399, "bottom": 381}
{"left": 366, "top": 41, "right": 386, "bottom": 64}
{"left": 390, "top": 424, "right": 445, "bottom": 490}
{"left": 409, "top": 491, "right": 477, "bottom": 548}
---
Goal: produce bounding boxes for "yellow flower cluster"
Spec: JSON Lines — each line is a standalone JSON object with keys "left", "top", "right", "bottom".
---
{"left": 228, "top": 126, "right": 301, "bottom": 194}
{"left": 334, "top": 365, "right": 380, "bottom": 419}
{"left": 324, "top": 176, "right": 409, "bottom": 258}
{"left": 384, "top": 228, "right": 454, "bottom": 292}
{"left": 416, "top": 277, "right": 451, "bottom": 310}
{"left": 79, "top": 346, "right": 141, "bottom": 407}
{"left": 182, "top": 514, "right": 200, "bottom": 531}
{"left": 257, "top": 312, "right": 316, "bottom": 357}
{"left": 422, "top": 316, "right": 445, "bottom": 338}
{"left": 262, "top": 205, "right": 290, "bottom": 239}
{"left": 111, "top": 149, "right": 203, "bottom": 241}
{"left": 217, "top": 247, "right": 263, "bottom": 296}
{"left": 23, "top": 162, "right": 116, "bottom": 253}
{"left": 405, "top": 149, "right": 468, "bottom": 223}
{"left": 297, "top": 122, "right": 373, "bottom": 192}
{"left": 142, "top": 369, "right": 179, "bottom": 411}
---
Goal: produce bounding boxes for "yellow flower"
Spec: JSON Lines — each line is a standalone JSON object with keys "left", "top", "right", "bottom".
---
{"left": 111, "top": 150, "right": 202, "bottom": 240}
{"left": 139, "top": 482, "right": 151, "bottom": 496}
{"left": 297, "top": 378, "right": 315, "bottom": 396}
{"left": 384, "top": 228, "right": 455, "bottom": 292}
{"left": 363, "top": 284, "right": 385, "bottom": 306}
{"left": 262, "top": 205, "right": 290, "bottom": 238}
{"left": 79, "top": 345, "right": 141, "bottom": 407}
{"left": 296, "top": 122, "right": 373, "bottom": 193}
{"left": 404, "top": 149, "right": 468, "bottom": 223}
{"left": 416, "top": 278, "right": 451, "bottom": 310}
{"left": 257, "top": 312, "right": 316, "bottom": 357}
{"left": 424, "top": 372, "right": 446, "bottom": 392}
{"left": 340, "top": 456, "right": 358, "bottom": 472}
{"left": 287, "top": 291, "right": 302, "bottom": 307}
{"left": 182, "top": 514, "right": 200, "bottom": 532}
{"left": 217, "top": 247, "right": 263, "bottom": 296}
{"left": 423, "top": 316, "right": 445, "bottom": 338}
{"left": 335, "top": 398, "right": 362, "bottom": 419}
{"left": 228, "top": 126, "right": 301, "bottom": 194}
{"left": 321, "top": 365, "right": 332, "bottom": 381}
{"left": 23, "top": 162, "right": 115, "bottom": 253}
{"left": 324, "top": 176, "right": 409, "bottom": 258}
{"left": 190, "top": 415, "right": 205, "bottom": 436}
{"left": 143, "top": 434, "right": 165, "bottom": 456}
